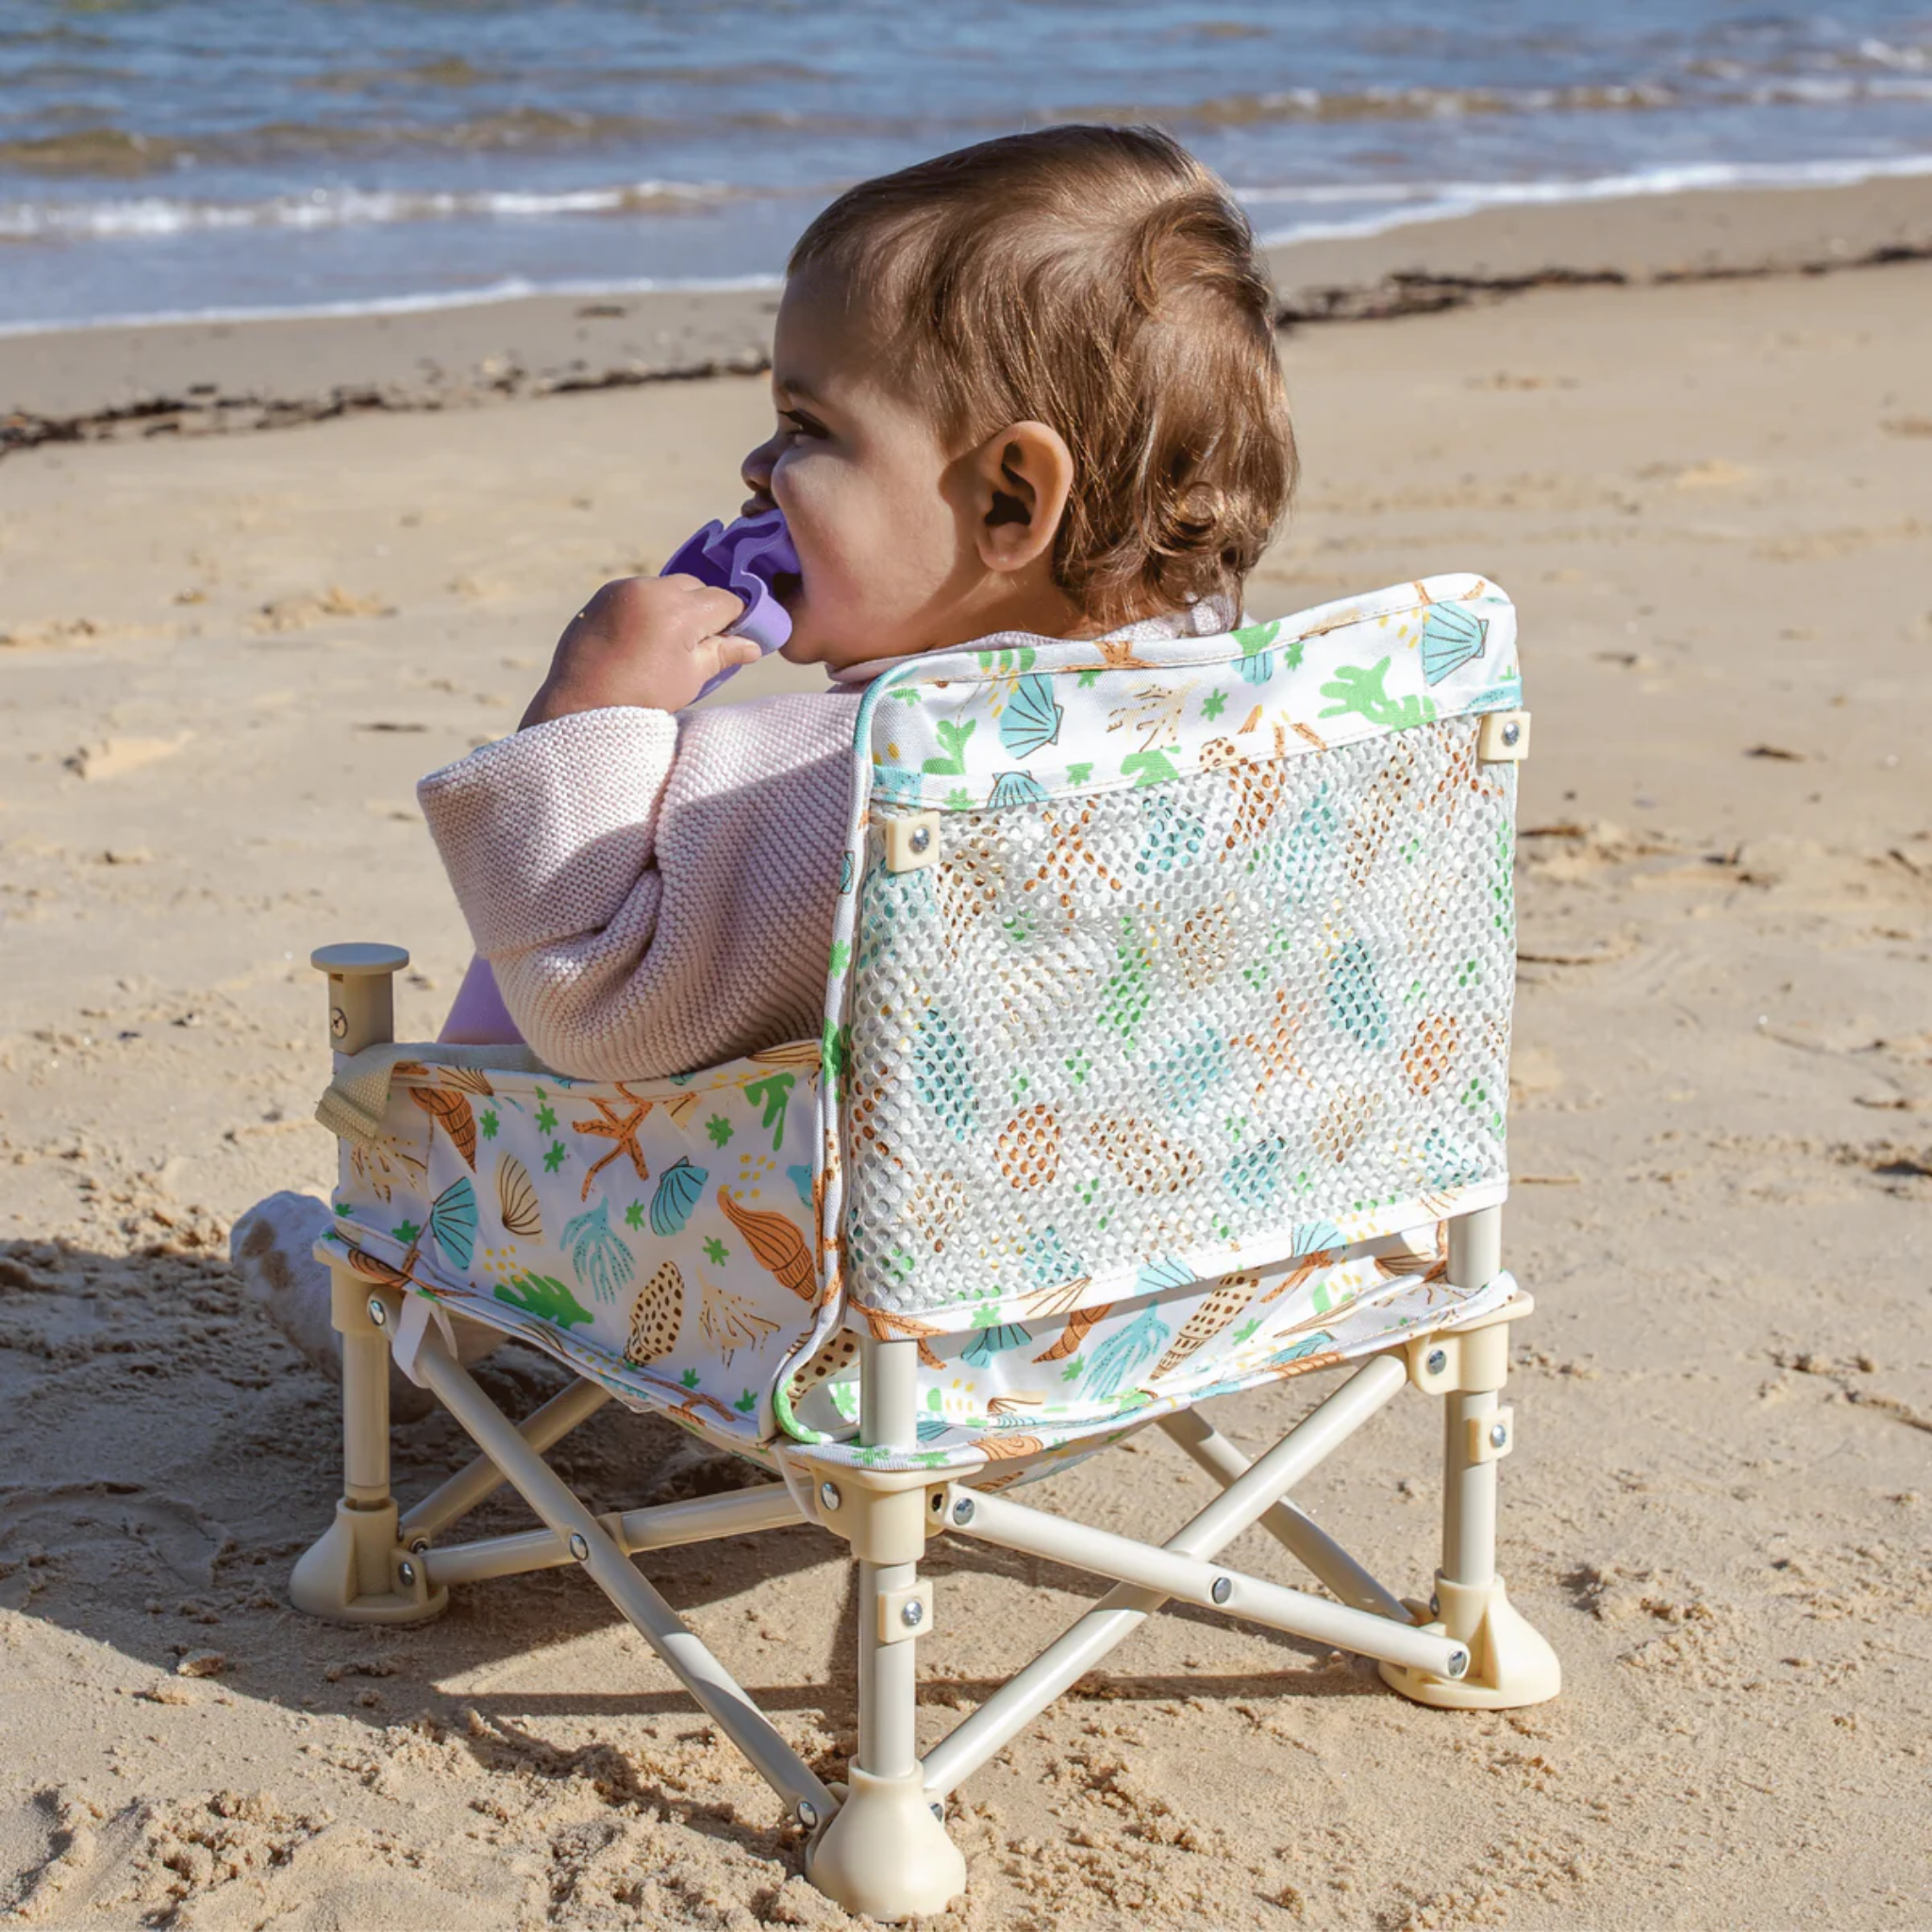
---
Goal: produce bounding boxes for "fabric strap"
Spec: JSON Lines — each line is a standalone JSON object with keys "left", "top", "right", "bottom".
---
{"left": 316, "top": 1041, "right": 550, "bottom": 1150}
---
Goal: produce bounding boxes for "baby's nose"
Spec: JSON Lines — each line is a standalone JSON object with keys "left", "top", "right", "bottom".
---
{"left": 741, "top": 436, "right": 778, "bottom": 497}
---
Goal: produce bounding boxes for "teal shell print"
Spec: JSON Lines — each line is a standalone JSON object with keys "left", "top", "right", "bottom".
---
{"left": 990, "top": 770, "right": 1050, "bottom": 808}
{"left": 998, "top": 674, "right": 1064, "bottom": 758}
{"left": 649, "top": 1156, "right": 708, "bottom": 1238}
{"left": 428, "top": 1175, "right": 477, "bottom": 1270}
{"left": 1420, "top": 601, "right": 1489, "bottom": 686}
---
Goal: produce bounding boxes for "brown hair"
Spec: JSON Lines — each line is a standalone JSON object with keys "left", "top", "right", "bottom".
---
{"left": 788, "top": 125, "right": 1294, "bottom": 626}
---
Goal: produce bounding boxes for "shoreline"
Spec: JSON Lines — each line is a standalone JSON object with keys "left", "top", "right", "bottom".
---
{"left": 3, "top": 170, "right": 1928, "bottom": 451}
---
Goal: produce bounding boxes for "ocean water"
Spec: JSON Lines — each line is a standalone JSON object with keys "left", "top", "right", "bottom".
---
{"left": 1, "top": 0, "right": 1928, "bottom": 333}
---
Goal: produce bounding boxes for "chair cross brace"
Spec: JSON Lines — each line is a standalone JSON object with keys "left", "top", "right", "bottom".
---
{"left": 922, "top": 1349, "right": 1432, "bottom": 1798}
{"left": 405, "top": 1319, "right": 837, "bottom": 1824}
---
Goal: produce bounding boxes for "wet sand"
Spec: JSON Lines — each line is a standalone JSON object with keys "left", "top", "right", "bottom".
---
{"left": 2, "top": 177, "right": 1930, "bottom": 1927}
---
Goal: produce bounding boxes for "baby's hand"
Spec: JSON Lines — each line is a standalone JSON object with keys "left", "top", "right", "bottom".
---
{"left": 519, "top": 575, "right": 762, "bottom": 727}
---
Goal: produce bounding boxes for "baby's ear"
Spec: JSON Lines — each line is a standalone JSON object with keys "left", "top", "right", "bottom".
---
{"left": 973, "top": 420, "right": 1074, "bottom": 574}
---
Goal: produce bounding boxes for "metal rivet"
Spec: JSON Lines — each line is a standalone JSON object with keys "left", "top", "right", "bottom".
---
{"left": 929, "top": 1802, "right": 944, "bottom": 1823}
{"left": 909, "top": 824, "right": 931, "bottom": 853}
{"left": 819, "top": 1482, "right": 841, "bottom": 1513}
{"left": 900, "top": 1599, "right": 925, "bottom": 1630}
{"left": 1429, "top": 1593, "right": 1441, "bottom": 1618}
{"left": 1446, "top": 1648, "right": 1470, "bottom": 1679}
{"left": 1210, "top": 1576, "right": 1233, "bottom": 1606}
{"left": 1425, "top": 1347, "right": 1447, "bottom": 1375}
{"left": 797, "top": 1800, "right": 818, "bottom": 1831}
{"left": 408, "top": 1537, "right": 430, "bottom": 1555}
{"left": 397, "top": 1559, "right": 416, "bottom": 1588}
{"left": 329, "top": 1007, "right": 348, "bottom": 1040}
{"left": 366, "top": 1296, "right": 388, "bottom": 1327}
{"left": 568, "top": 1532, "right": 590, "bottom": 1562}
{"left": 1501, "top": 720, "right": 1521, "bottom": 746}
{"left": 1490, "top": 1423, "right": 1509, "bottom": 1449}
{"left": 951, "top": 1496, "right": 975, "bottom": 1526}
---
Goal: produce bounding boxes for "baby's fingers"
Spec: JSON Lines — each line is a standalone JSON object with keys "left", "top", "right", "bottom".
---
{"left": 660, "top": 575, "right": 748, "bottom": 640}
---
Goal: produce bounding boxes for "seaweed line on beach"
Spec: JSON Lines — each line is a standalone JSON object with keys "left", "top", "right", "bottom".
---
{"left": 5, "top": 236, "right": 1927, "bottom": 461}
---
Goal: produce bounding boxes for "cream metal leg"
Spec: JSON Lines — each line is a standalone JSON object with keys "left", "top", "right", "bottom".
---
{"left": 804, "top": 1336, "right": 966, "bottom": 1923}
{"left": 288, "top": 1264, "right": 449, "bottom": 1623}
{"left": 291, "top": 943, "right": 444, "bottom": 1624}
{"left": 1379, "top": 1207, "right": 1561, "bottom": 1709}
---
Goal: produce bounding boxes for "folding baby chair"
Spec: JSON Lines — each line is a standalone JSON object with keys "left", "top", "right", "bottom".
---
{"left": 292, "top": 572, "right": 1557, "bottom": 1921}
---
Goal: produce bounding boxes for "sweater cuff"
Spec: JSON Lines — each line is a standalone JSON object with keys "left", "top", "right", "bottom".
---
{"left": 417, "top": 706, "right": 679, "bottom": 955}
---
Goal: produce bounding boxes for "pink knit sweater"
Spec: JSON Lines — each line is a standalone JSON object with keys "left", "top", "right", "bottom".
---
{"left": 418, "top": 607, "right": 1227, "bottom": 1082}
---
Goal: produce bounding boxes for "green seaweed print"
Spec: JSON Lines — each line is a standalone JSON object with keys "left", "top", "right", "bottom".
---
{"left": 494, "top": 1272, "right": 593, "bottom": 1330}
{"left": 1320, "top": 658, "right": 1436, "bottom": 732}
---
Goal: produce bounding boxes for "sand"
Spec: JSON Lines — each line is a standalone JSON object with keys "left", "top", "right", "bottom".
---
{"left": 3, "top": 177, "right": 1930, "bottom": 1928}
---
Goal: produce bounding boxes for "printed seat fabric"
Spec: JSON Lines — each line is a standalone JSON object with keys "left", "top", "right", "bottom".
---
{"left": 323, "top": 573, "right": 1524, "bottom": 1482}
{"left": 322, "top": 1050, "right": 828, "bottom": 1460}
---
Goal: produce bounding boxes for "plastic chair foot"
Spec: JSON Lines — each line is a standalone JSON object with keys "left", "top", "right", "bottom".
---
{"left": 804, "top": 1770, "right": 967, "bottom": 1923}
{"left": 290, "top": 1500, "right": 448, "bottom": 1625}
{"left": 1378, "top": 1572, "right": 1560, "bottom": 1710}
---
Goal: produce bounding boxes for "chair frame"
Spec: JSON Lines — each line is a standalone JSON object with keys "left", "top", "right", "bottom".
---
{"left": 294, "top": 944, "right": 1557, "bottom": 1922}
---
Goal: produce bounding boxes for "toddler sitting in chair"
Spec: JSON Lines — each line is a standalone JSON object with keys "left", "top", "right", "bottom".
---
{"left": 232, "top": 122, "right": 1298, "bottom": 1397}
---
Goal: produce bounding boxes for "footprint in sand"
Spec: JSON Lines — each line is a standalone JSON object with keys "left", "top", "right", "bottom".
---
{"left": 62, "top": 733, "right": 194, "bottom": 780}
{"left": 251, "top": 586, "right": 395, "bottom": 634}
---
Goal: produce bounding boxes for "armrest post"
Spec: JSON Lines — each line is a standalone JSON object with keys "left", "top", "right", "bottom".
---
{"left": 312, "top": 941, "right": 410, "bottom": 1055}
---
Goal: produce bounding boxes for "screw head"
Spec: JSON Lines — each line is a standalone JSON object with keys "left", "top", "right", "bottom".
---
{"left": 1501, "top": 720, "right": 1522, "bottom": 747}
{"left": 568, "top": 1532, "right": 590, "bottom": 1562}
{"left": 819, "top": 1481, "right": 841, "bottom": 1513}
{"left": 397, "top": 1559, "right": 416, "bottom": 1588}
{"left": 1425, "top": 1347, "right": 1447, "bottom": 1375}
{"left": 796, "top": 1801, "right": 819, "bottom": 1831}
{"left": 951, "top": 1495, "right": 975, "bottom": 1526}
{"left": 900, "top": 1598, "right": 925, "bottom": 1630}
{"left": 1490, "top": 1422, "right": 1509, "bottom": 1449}
{"left": 408, "top": 1537, "right": 430, "bottom": 1555}
{"left": 366, "top": 1295, "right": 388, "bottom": 1328}
{"left": 1446, "top": 1648, "right": 1470, "bottom": 1679}
{"left": 329, "top": 1006, "right": 348, "bottom": 1040}
{"left": 1210, "top": 1575, "right": 1233, "bottom": 1607}
{"left": 909, "top": 824, "right": 931, "bottom": 853}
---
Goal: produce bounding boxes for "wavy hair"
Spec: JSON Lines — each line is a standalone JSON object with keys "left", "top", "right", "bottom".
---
{"left": 789, "top": 125, "right": 1295, "bottom": 625}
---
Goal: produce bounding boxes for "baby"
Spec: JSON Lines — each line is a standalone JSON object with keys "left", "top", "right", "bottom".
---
{"left": 233, "top": 123, "right": 1297, "bottom": 1394}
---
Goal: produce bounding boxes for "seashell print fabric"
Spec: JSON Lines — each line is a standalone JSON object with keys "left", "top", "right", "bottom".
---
{"left": 824, "top": 575, "right": 1521, "bottom": 1331}
{"left": 320, "top": 1052, "right": 831, "bottom": 1457}
{"left": 787, "top": 1242, "right": 1520, "bottom": 1477}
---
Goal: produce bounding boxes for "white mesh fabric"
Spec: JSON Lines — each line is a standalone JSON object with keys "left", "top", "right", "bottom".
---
{"left": 841, "top": 714, "right": 1514, "bottom": 1317}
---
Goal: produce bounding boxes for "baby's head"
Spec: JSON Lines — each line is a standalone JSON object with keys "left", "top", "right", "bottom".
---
{"left": 741, "top": 125, "right": 1295, "bottom": 670}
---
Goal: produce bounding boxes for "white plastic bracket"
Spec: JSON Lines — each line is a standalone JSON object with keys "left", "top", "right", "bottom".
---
{"left": 1477, "top": 710, "right": 1531, "bottom": 763}
{"left": 1467, "top": 1404, "right": 1515, "bottom": 1464}
{"left": 875, "top": 1579, "right": 934, "bottom": 1644}
{"left": 883, "top": 811, "right": 941, "bottom": 874}
{"left": 803, "top": 1461, "right": 950, "bottom": 1564}
{"left": 1400, "top": 1292, "right": 1533, "bottom": 1394}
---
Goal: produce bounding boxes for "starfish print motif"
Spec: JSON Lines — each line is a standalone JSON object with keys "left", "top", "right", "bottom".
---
{"left": 571, "top": 1085, "right": 652, "bottom": 1201}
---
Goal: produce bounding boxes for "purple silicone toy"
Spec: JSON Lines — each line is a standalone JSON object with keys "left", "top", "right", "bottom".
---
{"left": 661, "top": 507, "right": 800, "bottom": 701}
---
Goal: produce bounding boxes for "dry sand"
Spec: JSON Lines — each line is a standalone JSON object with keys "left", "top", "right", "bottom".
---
{"left": 3, "top": 180, "right": 1930, "bottom": 1928}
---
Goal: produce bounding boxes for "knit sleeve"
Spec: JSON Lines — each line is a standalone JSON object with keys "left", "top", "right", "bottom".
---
{"left": 417, "top": 694, "right": 855, "bottom": 1082}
